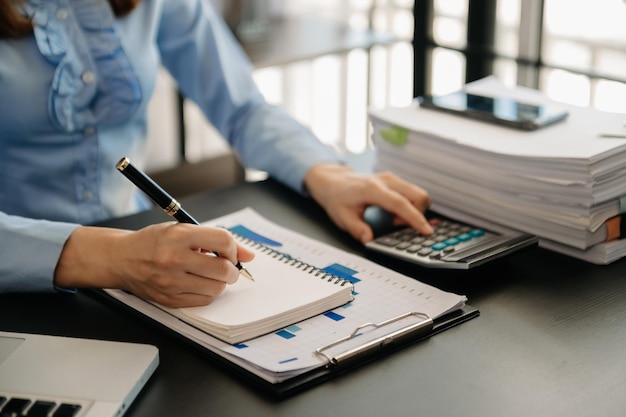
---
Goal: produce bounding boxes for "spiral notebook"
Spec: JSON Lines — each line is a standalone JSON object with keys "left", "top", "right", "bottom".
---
{"left": 155, "top": 236, "right": 355, "bottom": 344}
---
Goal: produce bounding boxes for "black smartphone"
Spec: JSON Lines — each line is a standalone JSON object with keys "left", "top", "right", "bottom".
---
{"left": 418, "top": 91, "right": 569, "bottom": 131}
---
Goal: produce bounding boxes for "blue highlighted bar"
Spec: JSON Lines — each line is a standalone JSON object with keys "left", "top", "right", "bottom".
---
{"left": 229, "top": 225, "right": 283, "bottom": 247}
{"left": 322, "top": 263, "right": 361, "bottom": 284}
{"left": 324, "top": 311, "right": 345, "bottom": 321}
{"left": 276, "top": 329, "right": 296, "bottom": 339}
{"left": 285, "top": 325, "right": 302, "bottom": 333}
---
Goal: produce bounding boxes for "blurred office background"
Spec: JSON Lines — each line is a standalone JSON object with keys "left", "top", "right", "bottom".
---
{"left": 145, "top": 0, "right": 626, "bottom": 187}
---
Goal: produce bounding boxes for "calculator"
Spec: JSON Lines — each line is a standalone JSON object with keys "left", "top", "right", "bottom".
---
{"left": 365, "top": 209, "right": 537, "bottom": 269}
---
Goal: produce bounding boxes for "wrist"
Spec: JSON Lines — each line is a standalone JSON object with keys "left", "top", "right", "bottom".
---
{"left": 54, "top": 226, "right": 132, "bottom": 290}
{"left": 304, "top": 163, "right": 351, "bottom": 198}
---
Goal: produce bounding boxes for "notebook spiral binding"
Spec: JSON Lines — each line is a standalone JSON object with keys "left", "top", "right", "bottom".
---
{"left": 232, "top": 233, "right": 351, "bottom": 287}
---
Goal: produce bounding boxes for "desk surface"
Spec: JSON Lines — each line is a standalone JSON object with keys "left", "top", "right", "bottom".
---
{"left": 2, "top": 179, "right": 626, "bottom": 417}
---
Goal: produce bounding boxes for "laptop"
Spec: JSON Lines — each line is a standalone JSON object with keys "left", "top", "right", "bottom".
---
{"left": 0, "top": 331, "right": 159, "bottom": 417}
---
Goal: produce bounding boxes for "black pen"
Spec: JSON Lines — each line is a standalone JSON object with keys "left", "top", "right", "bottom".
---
{"left": 116, "top": 157, "right": 254, "bottom": 281}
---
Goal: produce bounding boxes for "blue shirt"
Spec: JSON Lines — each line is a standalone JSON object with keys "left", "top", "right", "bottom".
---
{"left": 0, "top": 0, "right": 343, "bottom": 292}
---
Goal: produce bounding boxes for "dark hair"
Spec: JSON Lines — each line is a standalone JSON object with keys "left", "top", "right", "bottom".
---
{"left": 0, "top": 0, "right": 140, "bottom": 39}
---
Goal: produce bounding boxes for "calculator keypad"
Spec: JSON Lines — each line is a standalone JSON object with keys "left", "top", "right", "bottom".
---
{"left": 375, "top": 218, "right": 494, "bottom": 256}
{"left": 367, "top": 216, "right": 511, "bottom": 268}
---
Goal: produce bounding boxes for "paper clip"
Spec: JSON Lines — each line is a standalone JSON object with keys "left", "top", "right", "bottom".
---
{"left": 315, "top": 311, "right": 433, "bottom": 367}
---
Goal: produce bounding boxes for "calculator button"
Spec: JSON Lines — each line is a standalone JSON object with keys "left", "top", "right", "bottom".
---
{"left": 406, "top": 245, "right": 422, "bottom": 253}
{"left": 428, "top": 218, "right": 442, "bottom": 226}
{"left": 417, "top": 247, "right": 433, "bottom": 256}
{"left": 375, "top": 237, "right": 402, "bottom": 247}
{"left": 441, "top": 236, "right": 510, "bottom": 261}
{"left": 431, "top": 242, "right": 447, "bottom": 251}
{"left": 396, "top": 242, "right": 412, "bottom": 250}
{"left": 457, "top": 233, "right": 472, "bottom": 242}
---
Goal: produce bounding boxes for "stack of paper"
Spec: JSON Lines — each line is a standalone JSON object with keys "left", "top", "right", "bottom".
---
{"left": 369, "top": 77, "right": 626, "bottom": 264}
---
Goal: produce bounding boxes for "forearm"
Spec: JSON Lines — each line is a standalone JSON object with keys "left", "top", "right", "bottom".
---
{"left": 157, "top": 0, "right": 344, "bottom": 194}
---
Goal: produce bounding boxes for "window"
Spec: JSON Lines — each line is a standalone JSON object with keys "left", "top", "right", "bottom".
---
{"left": 146, "top": 1, "right": 416, "bottom": 173}
{"left": 414, "top": 0, "right": 626, "bottom": 114}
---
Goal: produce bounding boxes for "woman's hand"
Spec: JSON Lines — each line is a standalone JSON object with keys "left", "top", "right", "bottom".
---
{"left": 304, "top": 163, "right": 433, "bottom": 244}
{"left": 54, "top": 223, "right": 255, "bottom": 308}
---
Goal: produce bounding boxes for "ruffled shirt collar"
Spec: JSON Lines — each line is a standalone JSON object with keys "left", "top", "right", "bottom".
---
{"left": 24, "top": 0, "right": 142, "bottom": 132}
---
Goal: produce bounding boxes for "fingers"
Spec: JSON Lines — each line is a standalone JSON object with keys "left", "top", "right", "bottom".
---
{"left": 304, "top": 166, "right": 434, "bottom": 244}
{"left": 122, "top": 223, "right": 256, "bottom": 308}
{"left": 336, "top": 173, "right": 432, "bottom": 242}
{"left": 370, "top": 172, "right": 433, "bottom": 235}
{"left": 336, "top": 207, "right": 375, "bottom": 244}
{"left": 183, "top": 226, "right": 242, "bottom": 266}
{"left": 158, "top": 223, "right": 255, "bottom": 281}
{"left": 375, "top": 171, "right": 432, "bottom": 212}
{"left": 136, "top": 270, "right": 230, "bottom": 308}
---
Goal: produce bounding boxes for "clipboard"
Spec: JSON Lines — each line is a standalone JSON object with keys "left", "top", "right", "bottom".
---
{"left": 94, "top": 208, "right": 478, "bottom": 398}
{"left": 96, "top": 289, "right": 478, "bottom": 398}
{"left": 238, "top": 305, "right": 479, "bottom": 398}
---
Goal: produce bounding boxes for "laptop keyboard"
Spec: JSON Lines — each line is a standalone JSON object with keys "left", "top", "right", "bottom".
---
{"left": 0, "top": 394, "right": 82, "bottom": 417}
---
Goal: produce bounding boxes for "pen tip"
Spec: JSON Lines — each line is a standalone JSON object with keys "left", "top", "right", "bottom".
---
{"left": 241, "top": 267, "right": 254, "bottom": 281}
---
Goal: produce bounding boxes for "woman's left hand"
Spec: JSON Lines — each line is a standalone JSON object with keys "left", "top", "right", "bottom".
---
{"left": 304, "top": 163, "right": 433, "bottom": 244}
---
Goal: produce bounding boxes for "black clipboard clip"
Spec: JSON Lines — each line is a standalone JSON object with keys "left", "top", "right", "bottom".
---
{"left": 314, "top": 311, "right": 434, "bottom": 368}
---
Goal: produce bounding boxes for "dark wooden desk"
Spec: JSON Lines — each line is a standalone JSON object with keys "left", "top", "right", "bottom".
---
{"left": 2, "top": 179, "right": 625, "bottom": 417}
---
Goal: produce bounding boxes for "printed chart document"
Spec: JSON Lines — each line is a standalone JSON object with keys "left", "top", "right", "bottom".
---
{"left": 104, "top": 208, "right": 472, "bottom": 393}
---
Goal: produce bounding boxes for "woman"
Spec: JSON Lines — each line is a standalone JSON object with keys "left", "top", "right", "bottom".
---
{"left": 0, "top": 0, "right": 432, "bottom": 307}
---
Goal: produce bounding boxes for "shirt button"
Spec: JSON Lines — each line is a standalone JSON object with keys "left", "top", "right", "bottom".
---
{"left": 56, "top": 8, "right": 69, "bottom": 20}
{"left": 83, "top": 191, "right": 94, "bottom": 201}
{"left": 82, "top": 71, "right": 95, "bottom": 84}
{"left": 84, "top": 126, "right": 96, "bottom": 136}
